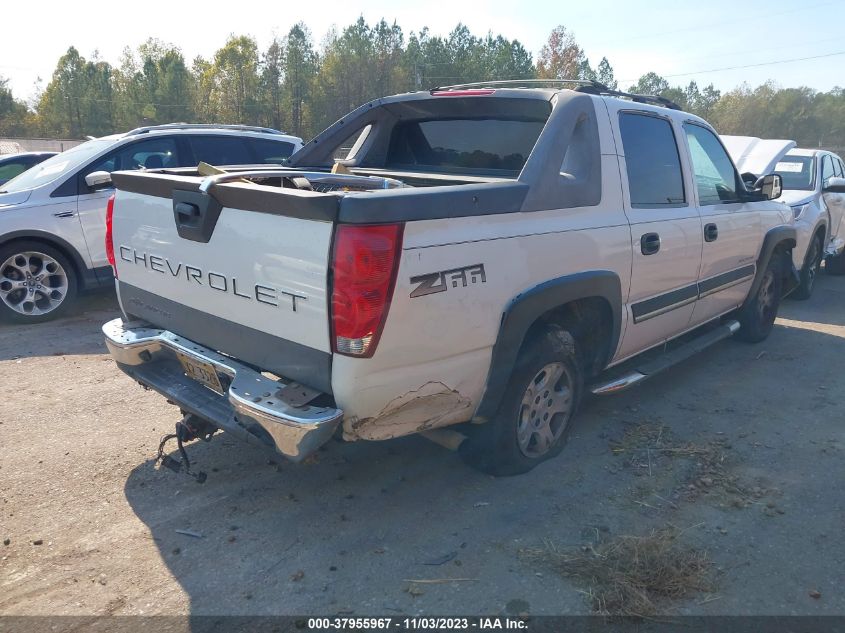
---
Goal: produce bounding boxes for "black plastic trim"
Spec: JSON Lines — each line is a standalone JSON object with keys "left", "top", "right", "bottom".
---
{"left": 741, "top": 225, "right": 798, "bottom": 309}
{"left": 172, "top": 189, "right": 223, "bottom": 243}
{"left": 698, "top": 264, "right": 755, "bottom": 296}
{"left": 337, "top": 182, "right": 529, "bottom": 223}
{"left": 112, "top": 172, "right": 339, "bottom": 222}
{"left": 631, "top": 283, "right": 698, "bottom": 323}
{"left": 631, "top": 264, "right": 757, "bottom": 324}
{"left": 117, "top": 282, "right": 332, "bottom": 394}
{"left": 473, "top": 270, "right": 622, "bottom": 423}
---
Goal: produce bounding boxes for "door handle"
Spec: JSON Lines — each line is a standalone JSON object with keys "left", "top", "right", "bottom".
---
{"left": 53, "top": 211, "right": 76, "bottom": 218}
{"left": 704, "top": 223, "right": 718, "bottom": 242}
{"left": 174, "top": 201, "right": 201, "bottom": 225}
{"left": 640, "top": 232, "right": 661, "bottom": 255}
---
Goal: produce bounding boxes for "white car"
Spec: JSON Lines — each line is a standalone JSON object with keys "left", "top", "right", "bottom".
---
{"left": 723, "top": 136, "right": 845, "bottom": 298}
{"left": 0, "top": 124, "right": 303, "bottom": 323}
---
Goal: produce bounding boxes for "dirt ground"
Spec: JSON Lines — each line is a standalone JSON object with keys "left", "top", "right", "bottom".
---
{"left": 1, "top": 277, "right": 844, "bottom": 617}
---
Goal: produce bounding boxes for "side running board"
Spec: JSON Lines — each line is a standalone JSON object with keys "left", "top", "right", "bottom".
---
{"left": 590, "top": 320, "right": 740, "bottom": 395}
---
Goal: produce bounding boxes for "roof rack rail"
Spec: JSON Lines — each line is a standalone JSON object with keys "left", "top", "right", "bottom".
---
{"left": 574, "top": 84, "right": 682, "bottom": 110}
{"left": 429, "top": 79, "right": 605, "bottom": 92}
{"left": 428, "top": 79, "right": 682, "bottom": 110}
{"left": 124, "top": 123, "right": 286, "bottom": 136}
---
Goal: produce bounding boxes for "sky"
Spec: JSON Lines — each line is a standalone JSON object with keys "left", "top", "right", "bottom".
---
{"left": 3, "top": 0, "right": 844, "bottom": 103}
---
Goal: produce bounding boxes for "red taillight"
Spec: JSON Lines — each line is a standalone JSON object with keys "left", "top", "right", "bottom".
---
{"left": 331, "top": 223, "right": 404, "bottom": 357}
{"left": 430, "top": 89, "right": 495, "bottom": 97}
{"left": 105, "top": 193, "right": 116, "bottom": 275}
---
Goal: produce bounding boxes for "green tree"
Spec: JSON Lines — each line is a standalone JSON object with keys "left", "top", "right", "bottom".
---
{"left": 36, "top": 47, "right": 114, "bottom": 137}
{"left": 0, "top": 76, "right": 31, "bottom": 135}
{"left": 596, "top": 57, "right": 617, "bottom": 89}
{"left": 211, "top": 35, "right": 261, "bottom": 123}
{"left": 260, "top": 36, "right": 286, "bottom": 130}
{"left": 113, "top": 39, "right": 194, "bottom": 129}
{"left": 282, "top": 23, "right": 318, "bottom": 137}
{"left": 192, "top": 56, "right": 216, "bottom": 123}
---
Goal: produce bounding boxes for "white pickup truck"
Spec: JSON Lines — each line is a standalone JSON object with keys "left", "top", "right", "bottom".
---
{"left": 103, "top": 81, "right": 796, "bottom": 476}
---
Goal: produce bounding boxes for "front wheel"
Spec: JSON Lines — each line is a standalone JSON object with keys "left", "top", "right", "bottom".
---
{"left": 459, "top": 327, "right": 583, "bottom": 476}
{"left": 735, "top": 254, "right": 783, "bottom": 343}
{"left": 0, "top": 241, "right": 78, "bottom": 324}
{"left": 792, "top": 234, "right": 823, "bottom": 300}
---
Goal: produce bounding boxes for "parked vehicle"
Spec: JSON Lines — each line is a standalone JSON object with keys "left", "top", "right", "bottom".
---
{"left": 0, "top": 124, "right": 303, "bottom": 323}
{"left": 0, "top": 152, "right": 57, "bottom": 186}
{"left": 723, "top": 136, "right": 845, "bottom": 298}
{"left": 102, "top": 81, "right": 796, "bottom": 476}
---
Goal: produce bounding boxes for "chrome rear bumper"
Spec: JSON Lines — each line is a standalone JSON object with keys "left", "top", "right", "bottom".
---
{"left": 103, "top": 318, "right": 342, "bottom": 462}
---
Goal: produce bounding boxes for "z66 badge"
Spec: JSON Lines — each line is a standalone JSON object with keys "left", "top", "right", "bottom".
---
{"left": 409, "top": 263, "right": 486, "bottom": 298}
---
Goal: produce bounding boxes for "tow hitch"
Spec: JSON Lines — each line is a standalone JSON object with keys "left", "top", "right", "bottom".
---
{"left": 156, "top": 413, "right": 216, "bottom": 483}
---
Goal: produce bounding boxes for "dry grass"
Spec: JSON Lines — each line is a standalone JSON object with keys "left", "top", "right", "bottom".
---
{"left": 526, "top": 528, "right": 713, "bottom": 617}
{"left": 610, "top": 423, "right": 767, "bottom": 507}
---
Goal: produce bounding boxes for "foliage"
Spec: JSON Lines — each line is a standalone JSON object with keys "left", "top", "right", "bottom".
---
{"left": 6, "top": 19, "right": 844, "bottom": 155}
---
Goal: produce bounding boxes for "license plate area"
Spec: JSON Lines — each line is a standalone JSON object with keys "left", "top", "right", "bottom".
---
{"left": 176, "top": 352, "right": 225, "bottom": 395}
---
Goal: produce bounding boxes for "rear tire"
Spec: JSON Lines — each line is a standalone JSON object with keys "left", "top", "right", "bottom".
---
{"left": 459, "top": 326, "right": 583, "bottom": 476}
{"left": 735, "top": 253, "right": 783, "bottom": 343}
{"left": 0, "top": 241, "right": 78, "bottom": 324}
{"left": 792, "top": 234, "right": 823, "bottom": 300}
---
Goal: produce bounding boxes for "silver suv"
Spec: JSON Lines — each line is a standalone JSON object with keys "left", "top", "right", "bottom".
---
{"left": 0, "top": 124, "right": 303, "bottom": 323}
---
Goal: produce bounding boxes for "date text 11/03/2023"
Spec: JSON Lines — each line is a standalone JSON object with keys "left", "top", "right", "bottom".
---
{"left": 307, "top": 617, "right": 528, "bottom": 630}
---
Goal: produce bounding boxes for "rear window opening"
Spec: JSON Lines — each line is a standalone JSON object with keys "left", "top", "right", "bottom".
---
{"left": 386, "top": 118, "right": 547, "bottom": 175}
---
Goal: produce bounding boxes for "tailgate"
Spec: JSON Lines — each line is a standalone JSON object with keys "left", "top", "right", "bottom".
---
{"left": 110, "top": 171, "right": 337, "bottom": 392}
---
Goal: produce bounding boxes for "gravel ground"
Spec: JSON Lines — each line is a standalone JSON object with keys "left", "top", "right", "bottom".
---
{"left": 1, "top": 278, "right": 844, "bottom": 617}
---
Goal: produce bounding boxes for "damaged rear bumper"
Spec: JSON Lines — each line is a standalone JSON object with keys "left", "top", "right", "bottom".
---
{"left": 102, "top": 318, "right": 342, "bottom": 462}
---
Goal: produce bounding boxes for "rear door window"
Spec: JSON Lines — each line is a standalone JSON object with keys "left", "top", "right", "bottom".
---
{"left": 618, "top": 112, "right": 686, "bottom": 208}
{"left": 246, "top": 138, "right": 296, "bottom": 164}
{"left": 188, "top": 136, "right": 253, "bottom": 167}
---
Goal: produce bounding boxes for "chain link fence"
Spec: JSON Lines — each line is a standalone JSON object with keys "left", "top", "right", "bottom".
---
{"left": 0, "top": 138, "right": 85, "bottom": 154}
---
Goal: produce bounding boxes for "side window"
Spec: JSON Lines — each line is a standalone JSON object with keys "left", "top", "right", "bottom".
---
{"left": 246, "top": 138, "right": 296, "bottom": 164}
{"left": 822, "top": 155, "right": 836, "bottom": 187}
{"left": 683, "top": 123, "right": 741, "bottom": 205}
{"left": 82, "top": 137, "right": 179, "bottom": 190}
{"left": 188, "top": 136, "right": 253, "bottom": 166}
{"left": 619, "top": 112, "right": 685, "bottom": 208}
{"left": 835, "top": 157, "right": 844, "bottom": 178}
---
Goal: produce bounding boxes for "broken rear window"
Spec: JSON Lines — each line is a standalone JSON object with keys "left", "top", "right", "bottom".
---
{"left": 386, "top": 117, "right": 548, "bottom": 175}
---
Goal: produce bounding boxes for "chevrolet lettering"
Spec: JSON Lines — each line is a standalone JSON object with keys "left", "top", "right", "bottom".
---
{"left": 118, "top": 245, "right": 307, "bottom": 311}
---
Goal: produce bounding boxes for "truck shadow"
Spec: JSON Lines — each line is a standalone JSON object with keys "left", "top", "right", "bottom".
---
{"left": 0, "top": 291, "right": 118, "bottom": 360}
{"left": 121, "top": 310, "right": 845, "bottom": 617}
{"left": 782, "top": 275, "right": 845, "bottom": 328}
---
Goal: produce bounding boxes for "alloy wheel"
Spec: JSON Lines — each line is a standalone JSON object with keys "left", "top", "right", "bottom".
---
{"left": 807, "top": 238, "right": 822, "bottom": 291}
{"left": 757, "top": 270, "right": 776, "bottom": 323}
{"left": 516, "top": 362, "right": 574, "bottom": 458}
{"left": 0, "top": 251, "right": 69, "bottom": 317}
